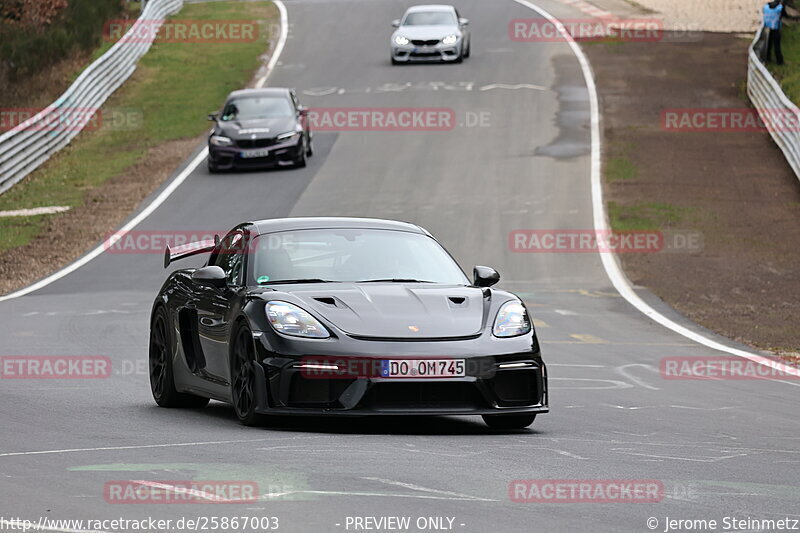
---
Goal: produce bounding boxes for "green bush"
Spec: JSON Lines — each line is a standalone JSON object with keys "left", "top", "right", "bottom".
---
{"left": 0, "top": 0, "right": 123, "bottom": 81}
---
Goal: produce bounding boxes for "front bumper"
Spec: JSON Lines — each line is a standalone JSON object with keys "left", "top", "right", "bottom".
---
{"left": 250, "top": 335, "right": 548, "bottom": 416}
{"left": 208, "top": 136, "right": 303, "bottom": 170}
{"left": 392, "top": 41, "right": 462, "bottom": 62}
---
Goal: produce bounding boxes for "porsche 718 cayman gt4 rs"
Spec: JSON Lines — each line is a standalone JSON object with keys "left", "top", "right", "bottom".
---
{"left": 149, "top": 218, "right": 548, "bottom": 428}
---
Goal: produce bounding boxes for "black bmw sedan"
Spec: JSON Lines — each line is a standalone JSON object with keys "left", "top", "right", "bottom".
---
{"left": 149, "top": 217, "right": 548, "bottom": 428}
{"left": 206, "top": 88, "right": 313, "bottom": 172}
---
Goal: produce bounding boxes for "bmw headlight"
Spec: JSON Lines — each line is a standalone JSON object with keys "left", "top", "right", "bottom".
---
{"left": 442, "top": 34, "right": 458, "bottom": 45}
{"left": 266, "top": 301, "right": 330, "bottom": 339}
{"left": 210, "top": 135, "right": 233, "bottom": 146}
{"left": 493, "top": 301, "right": 531, "bottom": 338}
{"left": 394, "top": 35, "right": 410, "bottom": 45}
{"left": 276, "top": 130, "right": 301, "bottom": 141}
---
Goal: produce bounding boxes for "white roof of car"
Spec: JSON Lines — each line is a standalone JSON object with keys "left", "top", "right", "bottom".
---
{"left": 406, "top": 4, "right": 456, "bottom": 13}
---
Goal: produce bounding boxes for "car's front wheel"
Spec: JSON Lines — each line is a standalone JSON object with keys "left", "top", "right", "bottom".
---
{"left": 294, "top": 142, "right": 307, "bottom": 168}
{"left": 149, "top": 307, "right": 210, "bottom": 408}
{"left": 231, "top": 324, "right": 268, "bottom": 426}
{"left": 482, "top": 413, "right": 536, "bottom": 429}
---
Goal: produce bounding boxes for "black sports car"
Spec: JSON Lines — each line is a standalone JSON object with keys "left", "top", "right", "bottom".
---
{"left": 206, "top": 88, "right": 313, "bottom": 172}
{"left": 149, "top": 217, "right": 548, "bottom": 428}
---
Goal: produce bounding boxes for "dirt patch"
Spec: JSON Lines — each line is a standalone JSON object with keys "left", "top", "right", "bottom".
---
{"left": 584, "top": 32, "right": 800, "bottom": 352}
{"left": 0, "top": 137, "right": 201, "bottom": 295}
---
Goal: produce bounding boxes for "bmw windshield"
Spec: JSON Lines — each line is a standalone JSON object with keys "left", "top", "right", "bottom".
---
{"left": 221, "top": 96, "right": 294, "bottom": 121}
{"left": 402, "top": 12, "right": 457, "bottom": 26}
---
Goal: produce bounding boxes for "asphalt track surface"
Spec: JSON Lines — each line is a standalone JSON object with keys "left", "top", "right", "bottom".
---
{"left": 1, "top": 1, "right": 799, "bottom": 532}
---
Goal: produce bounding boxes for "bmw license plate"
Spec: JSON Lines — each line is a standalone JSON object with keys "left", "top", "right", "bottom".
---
{"left": 381, "top": 359, "right": 465, "bottom": 378}
{"left": 240, "top": 148, "right": 271, "bottom": 159}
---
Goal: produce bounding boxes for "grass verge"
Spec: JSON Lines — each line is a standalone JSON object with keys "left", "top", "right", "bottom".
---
{"left": 767, "top": 21, "right": 800, "bottom": 102}
{"left": 0, "top": 1, "right": 279, "bottom": 253}
{"left": 608, "top": 201, "right": 694, "bottom": 231}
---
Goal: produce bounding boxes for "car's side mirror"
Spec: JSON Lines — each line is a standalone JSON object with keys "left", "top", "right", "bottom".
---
{"left": 207, "top": 113, "right": 218, "bottom": 122}
{"left": 459, "top": 18, "right": 469, "bottom": 26}
{"left": 192, "top": 266, "right": 226, "bottom": 288}
{"left": 473, "top": 266, "right": 499, "bottom": 287}
{"left": 392, "top": 19, "right": 401, "bottom": 28}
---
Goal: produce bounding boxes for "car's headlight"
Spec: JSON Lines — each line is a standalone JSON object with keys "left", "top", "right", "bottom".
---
{"left": 210, "top": 135, "right": 233, "bottom": 146}
{"left": 394, "top": 35, "right": 410, "bottom": 45}
{"left": 276, "top": 131, "right": 300, "bottom": 141}
{"left": 493, "top": 300, "right": 532, "bottom": 338}
{"left": 442, "top": 34, "right": 458, "bottom": 45}
{"left": 266, "top": 301, "right": 330, "bottom": 338}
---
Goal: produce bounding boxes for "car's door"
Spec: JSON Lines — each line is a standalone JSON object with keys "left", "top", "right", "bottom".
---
{"left": 194, "top": 229, "right": 248, "bottom": 384}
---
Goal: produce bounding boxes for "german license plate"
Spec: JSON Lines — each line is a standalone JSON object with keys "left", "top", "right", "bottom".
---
{"left": 240, "top": 148, "right": 271, "bottom": 159}
{"left": 381, "top": 359, "right": 465, "bottom": 378}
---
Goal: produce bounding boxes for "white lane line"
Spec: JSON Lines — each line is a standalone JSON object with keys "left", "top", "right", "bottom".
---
{"left": 0, "top": 1, "right": 289, "bottom": 304}
{"left": 549, "top": 377, "right": 633, "bottom": 390}
{"left": 479, "top": 83, "right": 546, "bottom": 91}
{"left": 511, "top": 0, "right": 800, "bottom": 379}
{"left": 615, "top": 363, "right": 661, "bottom": 390}
{"left": 0, "top": 438, "right": 274, "bottom": 458}
{"left": 362, "top": 477, "right": 496, "bottom": 501}
{"left": 256, "top": 0, "right": 288, "bottom": 89}
{"left": 262, "top": 489, "right": 493, "bottom": 502}
{"left": 548, "top": 363, "right": 605, "bottom": 367}
{"left": 0, "top": 206, "right": 71, "bottom": 217}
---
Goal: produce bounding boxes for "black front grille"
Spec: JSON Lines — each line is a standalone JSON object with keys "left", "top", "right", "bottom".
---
{"left": 236, "top": 138, "right": 277, "bottom": 149}
{"left": 411, "top": 39, "right": 439, "bottom": 46}
{"left": 366, "top": 382, "right": 484, "bottom": 409}
{"left": 487, "top": 369, "right": 540, "bottom": 406}
{"left": 288, "top": 375, "right": 354, "bottom": 407}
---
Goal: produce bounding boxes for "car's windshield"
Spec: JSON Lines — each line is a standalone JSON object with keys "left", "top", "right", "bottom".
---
{"left": 402, "top": 11, "right": 457, "bottom": 26}
{"left": 250, "top": 228, "right": 469, "bottom": 285}
{"left": 221, "top": 96, "right": 293, "bottom": 121}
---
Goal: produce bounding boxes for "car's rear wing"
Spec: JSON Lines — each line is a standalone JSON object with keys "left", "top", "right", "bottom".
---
{"left": 164, "top": 236, "right": 219, "bottom": 268}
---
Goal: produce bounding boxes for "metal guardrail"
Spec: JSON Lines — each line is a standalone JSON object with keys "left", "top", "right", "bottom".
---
{"left": 0, "top": 0, "right": 184, "bottom": 195}
{"left": 747, "top": 24, "right": 800, "bottom": 181}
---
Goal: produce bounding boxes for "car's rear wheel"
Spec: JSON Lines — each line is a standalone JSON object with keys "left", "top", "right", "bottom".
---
{"left": 149, "top": 307, "right": 210, "bottom": 408}
{"left": 482, "top": 413, "right": 536, "bottom": 429}
{"left": 231, "top": 324, "right": 268, "bottom": 426}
